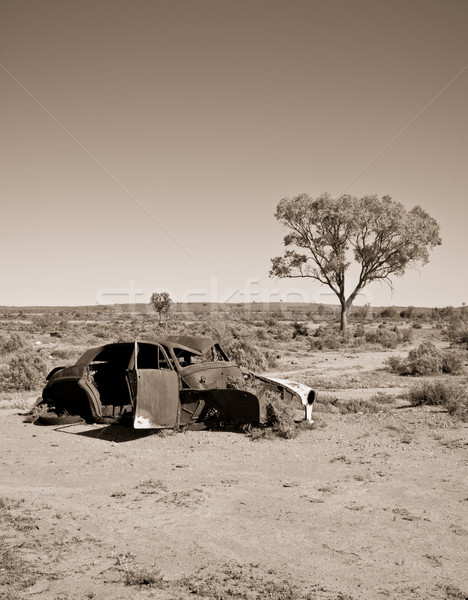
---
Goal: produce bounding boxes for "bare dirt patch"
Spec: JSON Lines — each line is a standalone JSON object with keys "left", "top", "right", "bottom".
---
{"left": 0, "top": 398, "right": 467, "bottom": 599}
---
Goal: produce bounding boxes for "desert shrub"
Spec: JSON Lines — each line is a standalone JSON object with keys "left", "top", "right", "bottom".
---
{"left": 267, "top": 321, "right": 293, "bottom": 342}
{"left": 292, "top": 321, "right": 309, "bottom": 338}
{"left": 224, "top": 337, "right": 276, "bottom": 371}
{"left": 50, "top": 347, "right": 78, "bottom": 360}
{"left": 309, "top": 325, "right": 349, "bottom": 350}
{"left": 0, "top": 332, "right": 28, "bottom": 355}
{"left": 386, "top": 342, "right": 465, "bottom": 376}
{"left": 364, "top": 326, "right": 398, "bottom": 348}
{"left": 309, "top": 323, "right": 411, "bottom": 350}
{"left": 364, "top": 325, "right": 413, "bottom": 348}
{"left": 0, "top": 349, "right": 47, "bottom": 391}
{"left": 245, "top": 390, "right": 299, "bottom": 440}
{"left": 370, "top": 391, "right": 399, "bottom": 404}
{"left": 447, "top": 324, "right": 468, "bottom": 348}
{"left": 207, "top": 320, "right": 277, "bottom": 371}
{"left": 407, "top": 380, "right": 468, "bottom": 420}
{"left": 264, "top": 391, "right": 299, "bottom": 438}
{"left": 400, "top": 306, "right": 414, "bottom": 319}
{"left": 432, "top": 306, "right": 454, "bottom": 320}
{"left": 396, "top": 327, "right": 414, "bottom": 344}
{"left": 456, "top": 329, "right": 468, "bottom": 347}
{"left": 441, "top": 349, "right": 466, "bottom": 374}
{"left": 31, "top": 313, "right": 56, "bottom": 331}
{"left": 353, "top": 324, "right": 365, "bottom": 338}
{"left": 380, "top": 306, "right": 397, "bottom": 319}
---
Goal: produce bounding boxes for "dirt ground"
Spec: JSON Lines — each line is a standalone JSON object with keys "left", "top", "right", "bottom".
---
{"left": 1, "top": 348, "right": 467, "bottom": 600}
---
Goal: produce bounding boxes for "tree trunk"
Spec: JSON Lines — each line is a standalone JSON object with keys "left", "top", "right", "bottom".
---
{"left": 339, "top": 304, "right": 348, "bottom": 333}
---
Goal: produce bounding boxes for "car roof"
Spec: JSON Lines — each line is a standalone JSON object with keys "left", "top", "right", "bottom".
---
{"left": 75, "top": 337, "right": 218, "bottom": 365}
{"left": 161, "top": 336, "right": 217, "bottom": 355}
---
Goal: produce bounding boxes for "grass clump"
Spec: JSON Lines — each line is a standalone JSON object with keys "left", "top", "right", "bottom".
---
{"left": 407, "top": 379, "right": 468, "bottom": 420}
{"left": 182, "top": 562, "right": 310, "bottom": 600}
{"left": 115, "top": 552, "right": 166, "bottom": 588}
{"left": 0, "top": 542, "right": 37, "bottom": 596}
{"left": 123, "top": 566, "right": 165, "bottom": 587}
{"left": 386, "top": 342, "right": 465, "bottom": 376}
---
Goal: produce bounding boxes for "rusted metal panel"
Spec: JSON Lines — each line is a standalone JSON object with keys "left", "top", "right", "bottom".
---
{"left": 180, "top": 362, "right": 243, "bottom": 389}
{"left": 133, "top": 370, "right": 179, "bottom": 429}
{"left": 252, "top": 374, "right": 316, "bottom": 422}
{"left": 202, "top": 389, "right": 265, "bottom": 424}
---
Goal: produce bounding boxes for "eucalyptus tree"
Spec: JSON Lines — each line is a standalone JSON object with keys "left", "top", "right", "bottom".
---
{"left": 270, "top": 194, "right": 441, "bottom": 332}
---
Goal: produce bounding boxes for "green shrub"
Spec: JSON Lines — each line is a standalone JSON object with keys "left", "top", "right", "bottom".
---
{"left": 386, "top": 342, "right": 465, "bottom": 376}
{"left": 407, "top": 380, "right": 468, "bottom": 420}
{"left": 0, "top": 350, "right": 47, "bottom": 391}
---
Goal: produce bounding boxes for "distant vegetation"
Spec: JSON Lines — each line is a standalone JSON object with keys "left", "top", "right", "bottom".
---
{"left": 0, "top": 302, "right": 467, "bottom": 426}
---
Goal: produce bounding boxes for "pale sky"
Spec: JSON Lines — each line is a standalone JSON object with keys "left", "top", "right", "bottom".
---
{"left": 1, "top": 0, "right": 467, "bottom": 308}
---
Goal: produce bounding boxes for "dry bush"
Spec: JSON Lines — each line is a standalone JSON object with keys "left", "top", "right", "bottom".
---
{"left": 206, "top": 319, "right": 277, "bottom": 371}
{"left": 245, "top": 390, "right": 299, "bottom": 440}
{"left": 0, "top": 349, "right": 47, "bottom": 391}
{"left": 407, "top": 379, "right": 468, "bottom": 420}
{"left": 0, "top": 332, "right": 28, "bottom": 355}
{"left": 308, "top": 324, "right": 413, "bottom": 351}
{"left": 370, "top": 391, "right": 399, "bottom": 404}
{"left": 363, "top": 326, "right": 399, "bottom": 348}
{"left": 292, "top": 321, "right": 309, "bottom": 338}
{"left": 50, "top": 347, "right": 80, "bottom": 361}
{"left": 455, "top": 329, "right": 468, "bottom": 347}
{"left": 267, "top": 320, "right": 293, "bottom": 342}
{"left": 308, "top": 325, "right": 347, "bottom": 350}
{"left": 386, "top": 342, "right": 465, "bottom": 376}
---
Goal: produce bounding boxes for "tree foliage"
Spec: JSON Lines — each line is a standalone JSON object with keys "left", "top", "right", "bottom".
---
{"left": 270, "top": 193, "right": 441, "bottom": 331}
{"left": 150, "top": 292, "right": 173, "bottom": 325}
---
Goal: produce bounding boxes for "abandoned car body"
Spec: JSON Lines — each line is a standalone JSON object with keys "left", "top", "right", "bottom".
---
{"left": 37, "top": 336, "right": 315, "bottom": 429}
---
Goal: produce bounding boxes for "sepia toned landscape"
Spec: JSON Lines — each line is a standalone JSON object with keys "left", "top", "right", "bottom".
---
{"left": 2, "top": 1, "right": 467, "bottom": 599}
{"left": 1, "top": 304, "right": 467, "bottom": 599}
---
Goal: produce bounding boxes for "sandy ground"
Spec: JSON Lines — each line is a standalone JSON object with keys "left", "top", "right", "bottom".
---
{"left": 1, "top": 410, "right": 467, "bottom": 598}
{"left": 1, "top": 346, "right": 467, "bottom": 599}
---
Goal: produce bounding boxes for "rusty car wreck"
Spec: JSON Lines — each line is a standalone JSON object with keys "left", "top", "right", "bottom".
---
{"left": 36, "top": 336, "right": 316, "bottom": 429}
